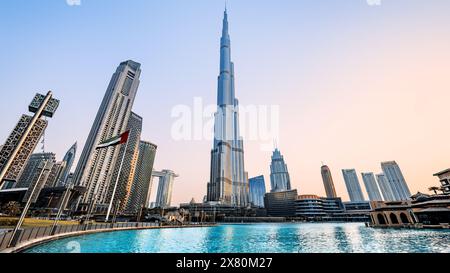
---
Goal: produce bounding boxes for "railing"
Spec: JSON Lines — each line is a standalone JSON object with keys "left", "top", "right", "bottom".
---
{"left": 0, "top": 222, "right": 159, "bottom": 252}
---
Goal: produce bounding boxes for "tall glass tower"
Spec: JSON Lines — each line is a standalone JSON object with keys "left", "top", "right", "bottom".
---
{"left": 57, "top": 142, "right": 77, "bottom": 187}
{"left": 16, "top": 153, "right": 56, "bottom": 188}
{"left": 249, "top": 175, "right": 267, "bottom": 208}
{"left": 376, "top": 173, "right": 396, "bottom": 201}
{"left": 381, "top": 161, "right": 411, "bottom": 201}
{"left": 73, "top": 60, "right": 141, "bottom": 211}
{"left": 321, "top": 165, "right": 337, "bottom": 198}
{"left": 207, "top": 9, "right": 249, "bottom": 207}
{"left": 270, "top": 148, "right": 291, "bottom": 192}
{"left": 342, "top": 169, "right": 365, "bottom": 202}
{"left": 105, "top": 112, "right": 143, "bottom": 212}
{"left": 125, "top": 140, "right": 157, "bottom": 213}
{"left": 361, "top": 172, "right": 383, "bottom": 201}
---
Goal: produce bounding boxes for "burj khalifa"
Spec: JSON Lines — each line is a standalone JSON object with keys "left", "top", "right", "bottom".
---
{"left": 207, "top": 9, "right": 249, "bottom": 207}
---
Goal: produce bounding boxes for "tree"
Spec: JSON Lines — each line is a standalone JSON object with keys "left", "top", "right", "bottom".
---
{"left": 428, "top": 186, "right": 440, "bottom": 195}
{"left": 2, "top": 201, "right": 21, "bottom": 216}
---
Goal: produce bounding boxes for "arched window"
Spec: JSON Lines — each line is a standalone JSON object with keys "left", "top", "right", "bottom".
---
{"left": 377, "top": 214, "right": 386, "bottom": 225}
{"left": 400, "top": 213, "right": 409, "bottom": 224}
{"left": 390, "top": 213, "right": 399, "bottom": 224}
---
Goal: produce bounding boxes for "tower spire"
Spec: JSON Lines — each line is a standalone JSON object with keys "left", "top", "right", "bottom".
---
{"left": 222, "top": 6, "right": 229, "bottom": 38}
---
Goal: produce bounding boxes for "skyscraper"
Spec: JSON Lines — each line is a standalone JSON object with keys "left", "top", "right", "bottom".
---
{"left": 270, "top": 149, "right": 292, "bottom": 192}
{"left": 361, "top": 172, "right": 383, "bottom": 201}
{"left": 207, "top": 9, "right": 249, "bottom": 207}
{"left": 342, "top": 169, "right": 365, "bottom": 202}
{"left": 22, "top": 159, "right": 54, "bottom": 203}
{"left": 381, "top": 161, "right": 411, "bottom": 201}
{"left": 249, "top": 175, "right": 267, "bottom": 208}
{"left": 73, "top": 60, "right": 141, "bottom": 211}
{"left": 16, "top": 153, "right": 56, "bottom": 188}
{"left": 321, "top": 164, "right": 337, "bottom": 198}
{"left": 125, "top": 141, "right": 157, "bottom": 213}
{"left": 376, "top": 173, "right": 396, "bottom": 201}
{"left": 45, "top": 161, "right": 66, "bottom": 188}
{"left": 106, "top": 112, "right": 143, "bottom": 212}
{"left": 0, "top": 92, "right": 59, "bottom": 187}
{"left": 154, "top": 170, "right": 178, "bottom": 208}
{"left": 57, "top": 142, "right": 77, "bottom": 187}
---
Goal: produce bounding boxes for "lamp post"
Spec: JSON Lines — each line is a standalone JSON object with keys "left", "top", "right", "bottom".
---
{"left": 8, "top": 160, "right": 48, "bottom": 248}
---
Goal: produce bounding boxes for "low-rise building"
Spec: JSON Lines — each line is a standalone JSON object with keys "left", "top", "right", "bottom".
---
{"left": 370, "top": 169, "right": 450, "bottom": 228}
{"left": 264, "top": 189, "right": 298, "bottom": 217}
{"left": 295, "top": 195, "right": 370, "bottom": 222}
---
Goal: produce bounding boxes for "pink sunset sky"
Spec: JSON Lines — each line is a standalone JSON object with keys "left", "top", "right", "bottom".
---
{"left": 1, "top": 1, "right": 449, "bottom": 205}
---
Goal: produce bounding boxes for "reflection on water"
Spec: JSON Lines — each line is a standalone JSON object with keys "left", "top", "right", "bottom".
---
{"left": 334, "top": 225, "right": 351, "bottom": 253}
{"left": 25, "top": 223, "right": 450, "bottom": 253}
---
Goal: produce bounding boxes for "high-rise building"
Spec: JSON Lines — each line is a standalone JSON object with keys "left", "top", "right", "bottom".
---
{"left": 22, "top": 159, "right": 54, "bottom": 203}
{"left": 0, "top": 92, "right": 59, "bottom": 187}
{"left": 16, "top": 153, "right": 56, "bottom": 188}
{"left": 376, "top": 173, "right": 396, "bottom": 201}
{"left": 126, "top": 141, "right": 157, "bottom": 213}
{"left": 342, "top": 169, "right": 365, "bottom": 202}
{"left": 105, "top": 112, "right": 143, "bottom": 212}
{"left": 45, "top": 161, "right": 66, "bottom": 188}
{"left": 72, "top": 60, "right": 141, "bottom": 211}
{"left": 65, "top": 173, "right": 74, "bottom": 186}
{"left": 361, "top": 172, "right": 383, "bottom": 201}
{"left": 270, "top": 149, "right": 291, "bottom": 192}
{"left": 381, "top": 161, "right": 411, "bottom": 201}
{"left": 57, "top": 142, "right": 77, "bottom": 187}
{"left": 207, "top": 9, "right": 248, "bottom": 207}
{"left": 249, "top": 175, "right": 266, "bottom": 208}
{"left": 321, "top": 165, "right": 337, "bottom": 198}
{"left": 154, "top": 170, "right": 178, "bottom": 208}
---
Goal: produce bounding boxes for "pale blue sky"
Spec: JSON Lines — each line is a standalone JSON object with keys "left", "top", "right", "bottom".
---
{"left": 1, "top": 0, "right": 450, "bottom": 204}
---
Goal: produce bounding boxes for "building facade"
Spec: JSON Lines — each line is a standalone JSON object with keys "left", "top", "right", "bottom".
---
{"left": 0, "top": 92, "right": 59, "bottom": 187}
{"left": 295, "top": 195, "right": 345, "bottom": 220}
{"left": 321, "top": 165, "right": 337, "bottom": 198}
{"left": 376, "top": 173, "right": 396, "bottom": 201}
{"left": 342, "top": 169, "right": 365, "bottom": 202}
{"left": 270, "top": 149, "right": 292, "bottom": 192}
{"left": 381, "top": 161, "right": 411, "bottom": 201}
{"left": 44, "top": 161, "right": 66, "bottom": 188}
{"left": 362, "top": 172, "right": 383, "bottom": 201}
{"left": 207, "top": 10, "right": 249, "bottom": 207}
{"left": 105, "top": 112, "right": 143, "bottom": 213}
{"left": 433, "top": 169, "right": 450, "bottom": 195}
{"left": 154, "top": 170, "right": 178, "bottom": 208}
{"left": 16, "top": 153, "right": 56, "bottom": 188}
{"left": 22, "top": 159, "right": 54, "bottom": 203}
{"left": 125, "top": 141, "right": 157, "bottom": 214}
{"left": 0, "top": 116, "right": 47, "bottom": 187}
{"left": 295, "top": 195, "right": 369, "bottom": 222}
{"left": 249, "top": 175, "right": 266, "bottom": 208}
{"left": 72, "top": 60, "right": 141, "bottom": 211}
{"left": 264, "top": 189, "right": 298, "bottom": 217}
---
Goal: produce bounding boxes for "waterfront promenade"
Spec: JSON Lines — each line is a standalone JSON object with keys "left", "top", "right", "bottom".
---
{"left": 0, "top": 222, "right": 214, "bottom": 253}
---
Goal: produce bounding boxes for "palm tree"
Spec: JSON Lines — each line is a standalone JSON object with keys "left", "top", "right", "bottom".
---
{"left": 2, "top": 201, "right": 21, "bottom": 216}
{"left": 428, "top": 186, "right": 440, "bottom": 195}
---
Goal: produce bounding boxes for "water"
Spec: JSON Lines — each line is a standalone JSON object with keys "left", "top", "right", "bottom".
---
{"left": 25, "top": 223, "right": 450, "bottom": 253}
